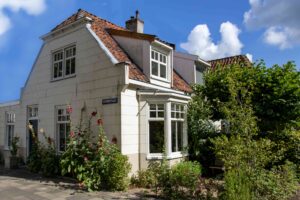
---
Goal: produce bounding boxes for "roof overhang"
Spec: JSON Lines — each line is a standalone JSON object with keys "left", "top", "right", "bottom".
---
{"left": 40, "top": 16, "right": 93, "bottom": 41}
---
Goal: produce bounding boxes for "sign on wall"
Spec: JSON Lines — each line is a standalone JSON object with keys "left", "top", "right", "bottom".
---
{"left": 102, "top": 97, "right": 118, "bottom": 105}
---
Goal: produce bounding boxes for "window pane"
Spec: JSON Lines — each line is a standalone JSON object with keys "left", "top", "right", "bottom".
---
{"left": 157, "top": 104, "right": 164, "bottom": 111}
{"left": 66, "top": 60, "right": 71, "bottom": 75}
{"left": 59, "top": 124, "right": 66, "bottom": 151}
{"left": 150, "top": 111, "right": 156, "bottom": 118}
{"left": 152, "top": 61, "right": 158, "bottom": 76}
{"left": 150, "top": 104, "right": 156, "bottom": 110}
{"left": 160, "top": 64, "right": 166, "bottom": 78}
{"left": 151, "top": 51, "right": 155, "bottom": 59}
{"left": 172, "top": 121, "right": 176, "bottom": 152}
{"left": 71, "top": 58, "right": 76, "bottom": 74}
{"left": 149, "top": 121, "right": 164, "bottom": 153}
{"left": 158, "top": 111, "right": 164, "bottom": 118}
{"left": 155, "top": 52, "right": 158, "bottom": 60}
{"left": 178, "top": 122, "right": 183, "bottom": 151}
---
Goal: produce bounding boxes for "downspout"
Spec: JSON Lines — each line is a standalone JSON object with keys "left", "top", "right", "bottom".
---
{"left": 138, "top": 92, "right": 142, "bottom": 171}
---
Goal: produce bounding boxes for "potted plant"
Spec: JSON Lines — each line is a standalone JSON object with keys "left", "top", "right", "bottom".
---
{"left": 9, "top": 136, "right": 20, "bottom": 169}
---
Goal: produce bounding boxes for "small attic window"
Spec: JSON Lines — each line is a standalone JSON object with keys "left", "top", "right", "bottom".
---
{"left": 52, "top": 45, "right": 76, "bottom": 81}
{"left": 151, "top": 49, "right": 168, "bottom": 80}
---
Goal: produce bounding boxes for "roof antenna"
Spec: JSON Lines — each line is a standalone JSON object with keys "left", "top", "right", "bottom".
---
{"left": 135, "top": 10, "right": 139, "bottom": 19}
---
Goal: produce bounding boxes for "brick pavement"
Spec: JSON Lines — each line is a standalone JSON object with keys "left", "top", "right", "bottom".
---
{"left": 0, "top": 167, "right": 157, "bottom": 200}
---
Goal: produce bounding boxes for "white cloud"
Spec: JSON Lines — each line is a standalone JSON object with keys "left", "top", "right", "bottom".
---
{"left": 246, "top": 53, "right": 253, "bottom": 62}
{"left": 244, "top": 0, "right": 300, "bottom": 49}
{"left": 180, "top": 21, "right": 243, "bottom": 60}
{"left": 0, "top": 0, "right": 46, "bottom": 36}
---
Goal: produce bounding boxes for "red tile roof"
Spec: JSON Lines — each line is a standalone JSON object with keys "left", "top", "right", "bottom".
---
{"left": 208, "top": 55, "right": 252, "bottom": 69}
{"left": 52, "top": 9, "right": 192, "bottom": 93}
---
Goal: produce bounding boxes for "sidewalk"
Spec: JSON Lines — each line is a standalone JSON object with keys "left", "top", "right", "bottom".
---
{"left": 0, "top": 167, "right": 157, "bottom": 200}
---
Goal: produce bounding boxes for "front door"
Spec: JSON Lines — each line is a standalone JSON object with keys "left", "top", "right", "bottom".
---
{"left": 28, "top": 119, "right": 38, "bottom": 155}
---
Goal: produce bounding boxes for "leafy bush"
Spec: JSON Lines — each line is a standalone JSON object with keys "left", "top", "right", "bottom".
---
{"left": 105, "top": 152, "right": 131, "bottom": 191}
{"left": 222, "top": 167, "right": 252, "bottom": 200}
{"left": 131, "top": 169, "right": 157, "bottom": 189}
{"left": 168, "top": 161, "right": 202, "bottom": 199}
{"left": 40, "top": 141, "right": 60, "bottom": 177}
{"left": 27, "top": 127, "right": 60, "bottom": 177}
{"left": 60, "top": 109, "right": 131, "bottom": 191}
{"left": 27, "top": 143, "right": 42, "bottom": 173}
{"left": 132, "top": 160, "right": 202, "bottom": 200}
{"left": 11, "top": 136, "right": 20, "bottom": 157}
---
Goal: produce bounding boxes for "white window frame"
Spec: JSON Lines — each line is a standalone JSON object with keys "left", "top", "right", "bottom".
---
{"left": 52, "top": 45, "right": 76, "bottom": 81}
{"left": 148, "top": 103, "right": 165, "bottom": 156}
{"left": 28, "top": 105, "right": 39, "bottom": 120}
{"left": 147, "top": 101, "right": 187, "bottom": 160}
{"left": 5, "top": 112, "right": 15, "bottom": 150}
{"left": 56, "top": 106, "right": 71, "bottom": 152}
{"left": 150, "top": 48, "right": 168, "bottom": 81}
{"left": 171, "top": 103, "right": 185, "bottom": 153}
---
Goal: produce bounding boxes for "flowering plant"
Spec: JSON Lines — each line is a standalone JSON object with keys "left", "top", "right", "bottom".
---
{"left": 60, "top": 107, "right": 131, "bottom": 191}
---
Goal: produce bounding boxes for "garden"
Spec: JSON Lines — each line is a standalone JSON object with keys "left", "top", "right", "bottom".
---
{"left": 7, "top": 60, "right": 300, "bottom": 200}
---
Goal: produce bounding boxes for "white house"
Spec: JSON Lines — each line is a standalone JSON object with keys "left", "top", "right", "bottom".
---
{"left": 0, "top": 9, "right": 210, "bottom": 172}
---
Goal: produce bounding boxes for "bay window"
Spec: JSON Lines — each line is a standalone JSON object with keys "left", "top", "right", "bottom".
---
{"left": 56, "top": 106, "right": 71, "bottom": 152}
{"left": 148, "top": 102, "right": 186, "bottom": 157}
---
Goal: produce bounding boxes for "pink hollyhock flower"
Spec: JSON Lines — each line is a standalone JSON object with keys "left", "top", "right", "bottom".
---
{"left": 91, "top": 111, "right": 97, "bottom": 116}
{"left": 84, "top": 156, "right": 88, "bottom": 162}
{"left": 97, "top": 119, "right": 103, "bottom": 125}
{"left": 70, "top": 131, "right": 75, "bottom": 138}
{"left": 66, "top": 105, "right": 73, "bottom": 114}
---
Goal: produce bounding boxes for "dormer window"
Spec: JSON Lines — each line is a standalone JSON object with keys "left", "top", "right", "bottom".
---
{"left": 52, "top": 45, "right": 76, "bottom": 80}
{"left": 151, "top": 49, "right": 167, "bottom": 80}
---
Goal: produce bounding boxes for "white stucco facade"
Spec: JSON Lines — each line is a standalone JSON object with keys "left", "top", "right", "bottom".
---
{"left": 0, "top": 11, "right": 201, "bottom": 173}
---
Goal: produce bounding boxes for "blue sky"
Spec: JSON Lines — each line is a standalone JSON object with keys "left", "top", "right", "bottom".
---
{"left": 0, "top": 0, "right": 299, "bottom": 103}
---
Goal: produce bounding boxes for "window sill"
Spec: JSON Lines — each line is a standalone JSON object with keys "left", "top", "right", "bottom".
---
{"left": 150, "top": 75, "right": 170, "bottom": 83}
{"left": 146, "top": 152, "right": 188, "bottom": 160}
{"left": 51, "top": 74, "right": 76, "bottom": 82}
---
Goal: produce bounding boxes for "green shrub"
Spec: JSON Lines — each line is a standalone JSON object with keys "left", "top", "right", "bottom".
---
{"left": 27, "top": 144, "right": 42, "bottom": 173}
{"left": 168, "top": 161, "right": 202, "bottom": 199}
{"left": 105, "top": 152, "right": 131, "bottom": 191}
{"left": 222, "top": 167, "right": 252, "bottom": 200}
{"left": 251, "top": 162, "right": 298, "bottom": 200}
{"left": 27, "top": 127, "right": 60, "bottom": 177}
{"left": 40, "top": 144, "right": 61, "bottom": 177}
{"left": 131, "top": 169, "right": 157, "bottom": 188}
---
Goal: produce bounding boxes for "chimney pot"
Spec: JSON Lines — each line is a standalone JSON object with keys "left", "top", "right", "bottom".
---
{"left": 125, "top": 10, "right": 144, "bottom": 33}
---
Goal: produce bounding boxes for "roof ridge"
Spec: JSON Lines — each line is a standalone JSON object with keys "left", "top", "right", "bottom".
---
{"left": 208, "top": 54, "right": 248, "bottom": 62}
{"left": 51, "top": 8, "right": 126, "bottom": 32}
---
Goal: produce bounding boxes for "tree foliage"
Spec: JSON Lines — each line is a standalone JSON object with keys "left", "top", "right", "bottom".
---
{"left": 188, "top": 61, "right": 299, "bottom": 199}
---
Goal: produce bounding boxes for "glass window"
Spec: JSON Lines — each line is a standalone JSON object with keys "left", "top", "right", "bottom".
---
{"left": 149, "top": 121, "right": 165, "bottom": 153}
{"left": 5, "top": 112, "right": 15, "bottom": 149}
{"left": 149, "top": 104, "right": 165, "bottom": 153}
{"left": 172, "top": 121, "right": 183, "bottom": 152}
{"left": 171, "top": 103, "right": 185, "bottom": 152}
{"left": 53, "top": 51, "right": 63, "bottom": 79}
{"left": 151, "top": 49, "right": 168, "bottom": 80}
{"left": 56, "top": 107, "right": 71, "bottom": 152}
{"left": 52, "top": 46, "right": 76, "bottom": 79}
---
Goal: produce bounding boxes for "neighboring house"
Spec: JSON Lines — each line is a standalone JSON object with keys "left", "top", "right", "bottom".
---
{"left": 0, "top": 9, "right": 210, "bottom": 172}
{"left": 208, "top": 55, "right": 252, "bottom": 69}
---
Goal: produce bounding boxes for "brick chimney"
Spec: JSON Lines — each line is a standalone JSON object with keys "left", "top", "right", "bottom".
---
{"left": 125, "top": 10, "right": 144, "bottom": 33}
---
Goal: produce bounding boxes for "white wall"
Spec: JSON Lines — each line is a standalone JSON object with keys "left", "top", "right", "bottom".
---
{"left": 173, "top": 51, "right": 197, "bottom": 85}
{"left": 0, "top": 24, "right": 125, "bottom": 159}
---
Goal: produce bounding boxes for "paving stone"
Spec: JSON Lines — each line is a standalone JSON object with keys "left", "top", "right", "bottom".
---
{"left": 0, "top": 167, "right": 158, "bottom": 200}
